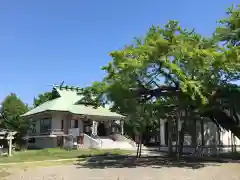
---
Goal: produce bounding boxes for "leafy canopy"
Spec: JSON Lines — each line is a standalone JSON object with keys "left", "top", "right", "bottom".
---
{"left": 83, "top": 21, "right": 227, "bottom": 109}
{"left": 80, "top": 5, "right": 240, "bottom": 137}
{"left": 0, "top": 93, "right": 29, "bottom": 132}
{"left": 33, "top": 92, "right": 52, "bottom": 108}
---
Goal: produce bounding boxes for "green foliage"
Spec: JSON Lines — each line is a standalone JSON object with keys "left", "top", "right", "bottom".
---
{"left": 33, "top": 92, "right": 52, "bottom": 107}
{"left": 216, "top": 4, "right": 240, "bottom": 46}
{"left": 0, "top": 93, "right": 29, "bottom": 136}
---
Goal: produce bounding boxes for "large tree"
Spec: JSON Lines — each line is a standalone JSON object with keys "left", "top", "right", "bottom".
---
{"left": 80, "top": 21, "right": 216, "bottom": 155}
{"left": 81, "top": 5, "right": 240, "bottom": 157}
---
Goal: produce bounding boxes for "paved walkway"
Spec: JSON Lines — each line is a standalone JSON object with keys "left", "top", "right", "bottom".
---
{"left": 5, "top": 163, "right": 240, "bottom": 180}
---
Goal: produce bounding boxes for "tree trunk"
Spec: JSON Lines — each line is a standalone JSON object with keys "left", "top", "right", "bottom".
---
{"left": 179, "top": 121, "right": 186, "bottom": 156}
{"left": 234, "top": 135, "right": 237, "bottom": 152}
{"left": 217, "top": 127, "right": 221, "bottom": 156}
{"left": 178, "top": 109, "right": 186, "bottom": 158}
{"left": 176, "top": 116, "right": 180, "bottom": 159}
{"left": 231, "top": 133, "right": 235, "bottom": 153}
{"left": 136, "top": 135, "right": 140, "bottom": 158}
{"left": 168, "top": 118, "right": 173, "bottom": 156}
{"left": 201, "top": 118, "right": 204, "bottom": 146}
{"left": 192, "top": 118, "right": 197, "bottom": 148}
{"left": 139, "top": 134, "right": 143, "bottom": 158}
{"left": 136, "top": 142, "right": 140, "bottom": 158}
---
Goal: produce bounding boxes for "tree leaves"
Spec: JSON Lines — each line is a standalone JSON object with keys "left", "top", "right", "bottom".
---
{"left": 0, "top": 93, "right": 29, "bottom": 135}
{"left": 216, "top": 4, "right": 240, "bottom": 46}
{"left": 33, "top": 92, "right": 52, "bottom": 108}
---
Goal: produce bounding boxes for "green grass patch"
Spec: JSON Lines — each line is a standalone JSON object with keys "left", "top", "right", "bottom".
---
{"left": 0, "top": 148, "right": 132, "bottom": 163}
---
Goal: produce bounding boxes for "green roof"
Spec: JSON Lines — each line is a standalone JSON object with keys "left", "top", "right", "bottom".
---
{"left": 22, "top": 86, "right": 124, "bottom": 119}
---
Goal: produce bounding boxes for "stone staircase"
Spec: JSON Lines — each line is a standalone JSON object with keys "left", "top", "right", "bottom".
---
{"left": 100, "top": 138, "right": 115, "bottom": 149}
{"left": 99, "top": 135, "right": 149, "bottom": 150}
{"left": 100, "top": 137, "right": 136, "bottom": 150}
{"left": 80, "top": 134, "right": 145, "bottom": 150}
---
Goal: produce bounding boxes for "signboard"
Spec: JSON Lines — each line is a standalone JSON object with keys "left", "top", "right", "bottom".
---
{"left": 72, "top": 115, "right": 87, "bottom": 120}
{"left": 92, "top": 121, "right": 98, "bottom": 135}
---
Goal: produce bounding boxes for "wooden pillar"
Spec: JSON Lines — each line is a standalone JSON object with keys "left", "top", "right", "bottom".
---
{"left": 106, "top": 120, "right": 111, "bottom": 135}
{"left": 79, "top": 119, "right": 84, "bottom": 134}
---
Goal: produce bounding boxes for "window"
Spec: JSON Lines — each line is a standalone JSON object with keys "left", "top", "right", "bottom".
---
{"left": 40, "top": 118, "right": 52, "bottom": 133}
{"left": 31, "top": 120, "right": 36, "bottom": 133}
{"left": 74, "top": 120, "right": 78, "bottom": 128}
{"left": 61, "top": 120, "right": 64, "bottom": 130}
{"left": 28, "top": 138, "right": 36, "bottom": 143}
{"left": 71, "top": 119, "right": 78, "bottom": 128}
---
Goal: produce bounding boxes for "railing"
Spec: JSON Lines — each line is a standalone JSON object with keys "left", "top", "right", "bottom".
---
{"left": 91, "top": 134, "right": 103, "bottom": 148}
{"left": 27, "top": 129, "right": 65, "bottom": 136}
{"left": 110, "top": 133, "right": 137, "bottom": 147}
{"left": 83, "top": 134, "right": 102, "bottom": 148}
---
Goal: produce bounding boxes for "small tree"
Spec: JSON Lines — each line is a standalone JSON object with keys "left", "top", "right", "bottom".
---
{"left": 33, "top": 92, "right": 52, "bottom": 107}
{"left": 0, "top": 93, "right": 29, "bottom": 147}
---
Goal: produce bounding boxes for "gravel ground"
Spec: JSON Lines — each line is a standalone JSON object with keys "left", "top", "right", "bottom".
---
{"left": 4, "top": 162, "right": 240, "bottom": 180}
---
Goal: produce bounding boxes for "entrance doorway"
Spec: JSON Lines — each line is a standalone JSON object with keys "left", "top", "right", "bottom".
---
{"left": 57, "top": 136, "right": 64, "bottom": 147}
{"left": 97, "top": 122, "right": 106, "bottom": 136}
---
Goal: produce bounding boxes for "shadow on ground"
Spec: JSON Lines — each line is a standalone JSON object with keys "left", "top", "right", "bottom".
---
{"left": 75, "top": 152, "right": 240, "bottom": 170}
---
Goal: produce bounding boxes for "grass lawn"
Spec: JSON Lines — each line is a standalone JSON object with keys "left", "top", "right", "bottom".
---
{"left": 0, "top": 148, "right": 133, "bottom": 164}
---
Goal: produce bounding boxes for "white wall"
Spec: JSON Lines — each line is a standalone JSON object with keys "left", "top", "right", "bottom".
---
{"left": 195, "top": 120, "right": 240, "bottom": 154}
{"left": 159, "top": 119, "right": 240, "bottom": 154}
{"left": 203, "top": 121, "right": 219, "bottom": 146}
{"left": 190, "top": 119, "right": 240, "bottom": 147}
{"left": 201, "top": 121, "right": 240, "bottom": 147}
{"left": 220, "top": 129, "right": 240, "bottom": 146}
{"left": 52, "top": 113, "right": 63, "bottom": 130}
{"left": 27, "top": 137, "right": 57, "bottom": 149}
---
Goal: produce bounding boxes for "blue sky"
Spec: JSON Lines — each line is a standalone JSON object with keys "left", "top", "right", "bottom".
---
{"left": 0, "top": 0, "right": 238, "bottom": 105}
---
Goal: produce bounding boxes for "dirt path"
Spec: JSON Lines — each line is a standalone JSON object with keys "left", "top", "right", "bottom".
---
{"left": 4, "top": 162, "right": 240, "bottom": 180}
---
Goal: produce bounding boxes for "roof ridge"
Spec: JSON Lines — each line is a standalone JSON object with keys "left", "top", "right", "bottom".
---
{"left": 53, "top": 84, "right": 83, "bottom": 92}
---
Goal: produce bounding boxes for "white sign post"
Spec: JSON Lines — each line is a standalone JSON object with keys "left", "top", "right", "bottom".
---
{"left": 8, "top": 132, "right": 15, "bottom": 157}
